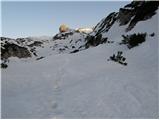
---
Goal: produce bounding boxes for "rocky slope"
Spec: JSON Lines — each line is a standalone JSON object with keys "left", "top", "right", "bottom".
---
{"left": 86, "top": 1, "right": 159, "bottom": 47}
{"left": 1, "top": 1, "right": 159, "bottom": 68}
{"left": 1, "top": 30, "right": 88, "bottom": 67}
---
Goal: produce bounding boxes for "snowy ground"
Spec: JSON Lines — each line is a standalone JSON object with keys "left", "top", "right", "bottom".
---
{"left": 1, "top": 11, "right": 159, "bottom": 119}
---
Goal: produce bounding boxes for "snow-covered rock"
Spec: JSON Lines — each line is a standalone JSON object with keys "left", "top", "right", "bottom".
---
{"left": 76, "top": 28, "right": 93, "bottom": 33}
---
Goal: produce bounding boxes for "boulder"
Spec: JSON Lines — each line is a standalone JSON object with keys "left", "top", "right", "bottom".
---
{"left": 1, "top": 43, "right": 31, "bottom": 59}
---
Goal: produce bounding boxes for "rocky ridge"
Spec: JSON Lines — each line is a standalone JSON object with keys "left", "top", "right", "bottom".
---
{"left": 1, "top": 1, "right": 159, "bottom": 68}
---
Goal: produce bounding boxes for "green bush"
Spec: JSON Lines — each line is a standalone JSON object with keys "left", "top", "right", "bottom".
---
{"left": 120, "top": 33, "right": 146, "bottom": 48}
{"left": 1, "top": 63, "right": 8, "bottom": 69}
{"left": 150, "top": 32, "right": 155, "bottom": 37}
{"left": 108, "top": 51, "right": 127, "bottom": 66}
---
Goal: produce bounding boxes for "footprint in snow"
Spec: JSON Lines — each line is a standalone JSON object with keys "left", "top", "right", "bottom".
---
{"left": 52, "top": 101, "right": 58, "bottom": 109}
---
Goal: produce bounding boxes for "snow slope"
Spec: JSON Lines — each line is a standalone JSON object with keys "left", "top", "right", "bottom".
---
{"left": 1, "top": 7, "right": 159, "bottom": 119}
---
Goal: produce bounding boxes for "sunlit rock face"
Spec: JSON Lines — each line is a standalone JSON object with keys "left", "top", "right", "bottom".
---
{"left": 76, "top": 28, "right": 93, "bottom": 33}
{"left": 59, "top": 24, "right": 69, "bottom": 33}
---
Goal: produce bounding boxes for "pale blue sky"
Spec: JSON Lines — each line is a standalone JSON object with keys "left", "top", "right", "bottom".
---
{"left": 2, "top": 1, "right": 130, "bottom": 38}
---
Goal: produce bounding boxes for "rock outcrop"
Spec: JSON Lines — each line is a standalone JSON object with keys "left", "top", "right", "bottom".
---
{"left": 1, "top": 41, "right": 31, "bottom": 60}
{"left": 123, "top": 1, "right": 159, "bottom": 31}
{"left": 85, "top": 1, "right": 159, "bottom": 48}
{"left": 59, "top": 24, "right": 69, "bottom": 33}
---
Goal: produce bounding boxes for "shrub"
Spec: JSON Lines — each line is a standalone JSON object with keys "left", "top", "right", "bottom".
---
{"left": 150, "top": 32, "right": 155, "bottom": 37}
{"left": 1, "top": 63, "right": 8, "bottom": 69}
{"left": 120, "top": 33, "right": 146, "bottom": 48}
{"left": 108, "top": 51, "right": 127, "bottom": 66}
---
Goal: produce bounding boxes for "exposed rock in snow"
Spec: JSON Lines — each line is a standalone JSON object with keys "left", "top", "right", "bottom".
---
{"left": 1, "top": 43, "right": 31, "bottom": 59}
{"left": 1, "top": 37, "right": 32, "bottom": 60}
{"left": 93, "top": 12, "right": 118, "bottom": 36}
{"left": 85, "top": 1, "right": 159, "bottom": 48}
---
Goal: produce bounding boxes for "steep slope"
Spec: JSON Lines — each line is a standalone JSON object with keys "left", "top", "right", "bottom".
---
{"left": 1, "top": 1, "right": 159, "bottom": 119}
{"left": 86, "top": 1, "right": 159, "bottom": 47}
